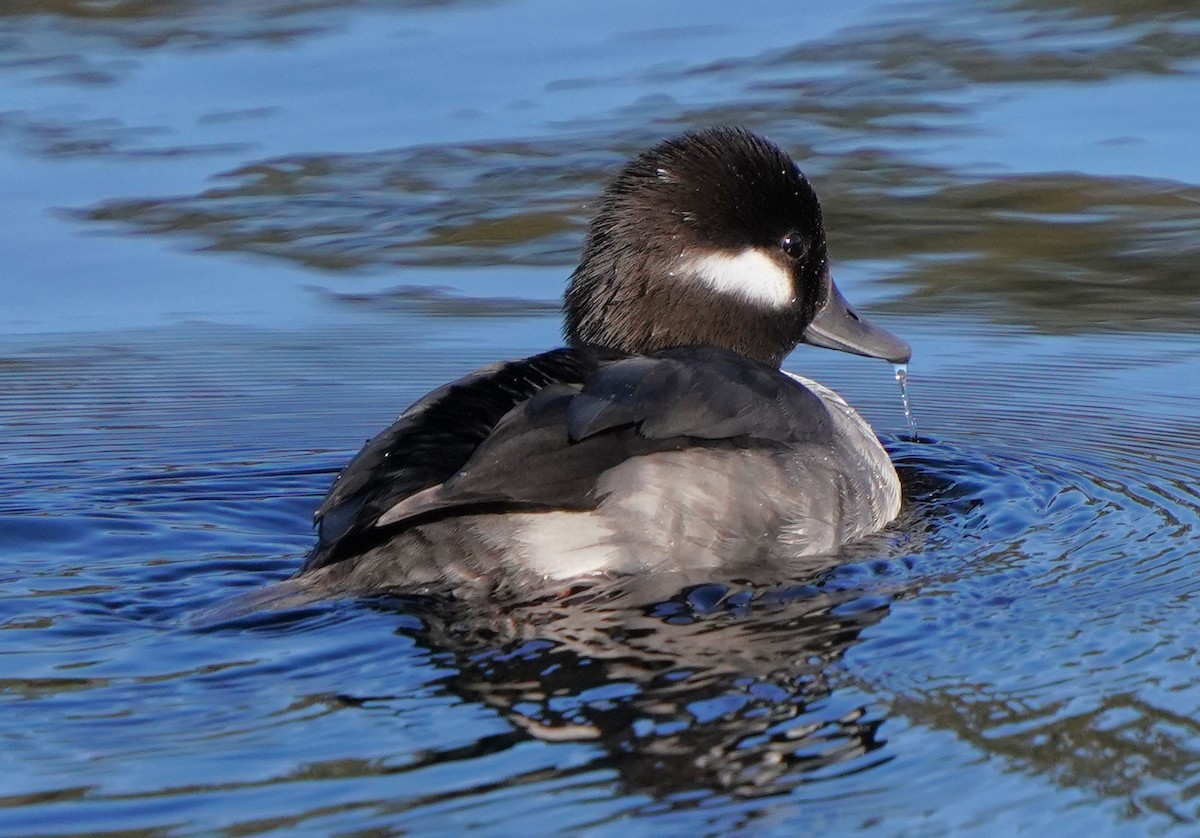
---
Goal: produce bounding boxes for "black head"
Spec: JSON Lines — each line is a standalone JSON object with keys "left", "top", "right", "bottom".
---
{"left": 564, "top": 127, "right": 909, "bottom": 367}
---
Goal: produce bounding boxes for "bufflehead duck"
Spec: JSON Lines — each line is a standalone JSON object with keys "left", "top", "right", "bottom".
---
{"left": 298, "top": 127, "right": 910, "bottom": 595}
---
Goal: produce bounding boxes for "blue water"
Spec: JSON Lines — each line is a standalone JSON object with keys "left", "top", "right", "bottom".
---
{"left": 4, "top": 1, "right": 1200, "bottom": 834}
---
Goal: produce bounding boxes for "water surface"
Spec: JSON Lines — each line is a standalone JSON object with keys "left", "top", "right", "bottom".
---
{"left": 3, "top": 1, "right": 1200, "bottom": 834}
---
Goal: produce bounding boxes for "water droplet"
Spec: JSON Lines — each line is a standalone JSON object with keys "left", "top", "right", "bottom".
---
{"left": 892, "top": 363, "right": 918, "bottom": 441}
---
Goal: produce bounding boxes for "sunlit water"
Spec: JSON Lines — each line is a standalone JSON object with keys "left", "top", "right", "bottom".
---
{"left": 3, "top": 1, "right": 1200, "bottom": 835}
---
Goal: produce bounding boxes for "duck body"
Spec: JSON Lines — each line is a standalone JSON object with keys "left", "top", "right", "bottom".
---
{"left": 299, "top": 345, "right": 900, "bottom": 592}
{"left": 296, "top": 127, "right": 910, "bottom": 596}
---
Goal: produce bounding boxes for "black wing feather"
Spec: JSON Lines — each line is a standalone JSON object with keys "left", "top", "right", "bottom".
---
{"left": 304, "top": 347, "right": 613, "bottom": 571}
{"left": 356, "top": 346, "right": 835, "bottom": 531}
{"left": 304, "top": 344, "right": 834, "bottom": 572}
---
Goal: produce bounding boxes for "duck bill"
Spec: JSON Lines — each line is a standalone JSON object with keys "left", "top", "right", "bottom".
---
{"left": 801, "top": 281, "right": 911, "bottom": 364}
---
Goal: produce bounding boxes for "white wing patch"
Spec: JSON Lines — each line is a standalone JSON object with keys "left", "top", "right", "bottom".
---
{"left": 680, "top": 249, "right": 794, "bottom": 309}
{"left": 503, "top": 512, "right": 618, "bottom": 579}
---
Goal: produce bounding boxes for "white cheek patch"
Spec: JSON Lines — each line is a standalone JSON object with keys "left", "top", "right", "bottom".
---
{"left": 680, "top": 249, "right": 794, "bottom": 309}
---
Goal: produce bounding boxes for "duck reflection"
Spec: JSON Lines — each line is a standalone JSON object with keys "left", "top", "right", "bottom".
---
{"left": 378, "top": 560, "right": 896, "bottom": 799}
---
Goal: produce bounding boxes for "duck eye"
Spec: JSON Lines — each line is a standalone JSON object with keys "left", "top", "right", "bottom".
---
{"left": 780, "top": 233, "right": 809, "bottom": 261}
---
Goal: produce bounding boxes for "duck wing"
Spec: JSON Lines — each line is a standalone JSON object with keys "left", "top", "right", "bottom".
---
{"left": 304, "top": 347, "right": 613, "bottom": 571}
{"left": 365, "top": 345, "right": 834, "bottom": 533}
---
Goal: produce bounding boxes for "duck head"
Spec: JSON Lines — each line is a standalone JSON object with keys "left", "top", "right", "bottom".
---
{"left": 564, "top": 127, "right": 910, "bottom": 367}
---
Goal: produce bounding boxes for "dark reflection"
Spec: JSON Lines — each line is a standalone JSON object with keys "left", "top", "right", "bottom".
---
{"left": 317, "top": 284, "right": 558, "bottom": 317}
{"left": 367, "top": 568, "right": 900, "bottom": 801}
{"left": 80, "top": 140, "right": 619, "bottom": 268}
{"left": 0, "top": 1, "right": 498, "bottom": 95}
{"left": 895, "top": 688, "right": 1200, "bottom": 807}
{"left": 80, "top": 136, "right": 1200, "bottom": 333}
{"left": 0, "top": 0, "right": 481, "bottom": 48}
{"left": 0, "top": 112, "right": 251, "bottom": 158}
{"left": 769, "top": 9, "right": 1200, "bottom": 86}
{"left": 41, "top": 0, "right": 1196, "bottom": 335}
{"left": 826, "top": 166, "right": 1200, "bottom": 334}
{"left": 1014, "top": 0, "right": 1200, "bottom": 27}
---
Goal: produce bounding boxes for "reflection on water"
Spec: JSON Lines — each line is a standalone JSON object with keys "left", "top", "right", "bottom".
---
{"left": 76, "top": 141, "right": 1200, "bottom": 332}
{"left": 8, "top": 319, "right": 1199, "bottom": 832}
{"left": 70, "top": 103, "right": 1200, "bottom": 336}
{"left": 3, "top": 0, "right": 1200, "bottom": 834}
{"left": 0, "top": 0, "right": 453, "bottom": 51}
{"left": 372, "top": 574, "right": 896, "bottom": 801}
{"left": 82, "top": 142, "right": 610, "bottom": 269}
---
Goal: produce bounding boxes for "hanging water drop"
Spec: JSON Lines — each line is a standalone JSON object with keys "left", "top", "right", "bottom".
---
{"left": 892, "top": 363, "right": 918, "bottom": 441}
